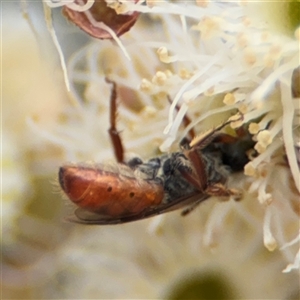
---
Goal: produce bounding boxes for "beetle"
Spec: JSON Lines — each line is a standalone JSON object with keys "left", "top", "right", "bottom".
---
{"left": 59, "top": 79, "right": 254, "bottom": 224}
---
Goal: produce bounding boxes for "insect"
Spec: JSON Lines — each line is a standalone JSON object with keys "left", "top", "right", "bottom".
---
{"left": 59, "top": 79, "right": 253, "bottom": 224}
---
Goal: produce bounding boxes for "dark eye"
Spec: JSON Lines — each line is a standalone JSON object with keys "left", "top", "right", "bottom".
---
{"left": 127, "top": 157, "right": 143, "bottom": 168}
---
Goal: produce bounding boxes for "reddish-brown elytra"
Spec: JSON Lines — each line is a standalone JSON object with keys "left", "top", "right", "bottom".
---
{"left": 59, "top": 166, "right": 164, "bottom": 218}
{"left": 59, "top": 79, "right": 254, "bottom": 224}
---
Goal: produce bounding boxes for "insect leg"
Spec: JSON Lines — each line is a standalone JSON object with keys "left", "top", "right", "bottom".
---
{"left": 181, "top": 199, "right": 205, "bottom": 216}
{"left": 106, "top": 78, "right": 125, "bottom": 164}
{"left": 181, "top": 183, "right": 242, "bottom": 216}
{"left": 205, "top": 183, "right": 242, "bottom": 201}
{"left": 181, "top": 147, "right": 208, "bottom": 191}
{"left": 189, "top": 114, "right": 243, "bottom": 149}
{"left": 212, "top": 123, "right": 249, "bottom": 145}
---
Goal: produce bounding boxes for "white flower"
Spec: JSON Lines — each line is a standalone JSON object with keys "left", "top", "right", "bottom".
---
{"left": 4, "top": 0, "right": 299, "bottom": 298}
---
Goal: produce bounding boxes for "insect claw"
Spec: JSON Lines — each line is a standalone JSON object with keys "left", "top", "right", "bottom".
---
{"left": 230, "top": 189, "right": 243, "bottom": 201}
{"left": 181, "top": 204, "right": 199, "bottom": 216}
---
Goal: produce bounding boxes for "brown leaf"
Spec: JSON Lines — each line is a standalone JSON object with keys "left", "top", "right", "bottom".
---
{"left": 63, "top": 0, "right": 140, "bottom": 39}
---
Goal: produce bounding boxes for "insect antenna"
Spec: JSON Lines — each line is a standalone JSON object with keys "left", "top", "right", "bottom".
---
{"left": 190, "top": 114, "right": 243, "bottom": 149}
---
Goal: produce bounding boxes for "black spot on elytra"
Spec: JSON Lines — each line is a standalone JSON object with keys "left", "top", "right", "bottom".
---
{"left": 107, "top": 186, "right": 112, "bottom": 192}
